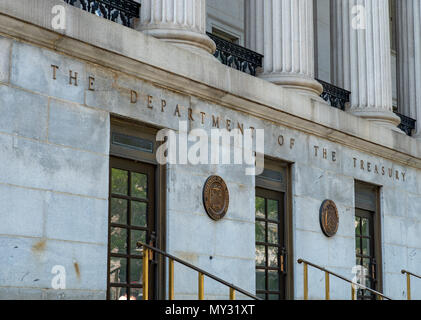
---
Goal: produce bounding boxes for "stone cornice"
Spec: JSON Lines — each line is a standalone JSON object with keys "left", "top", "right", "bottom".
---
{"left": 0, "top": 0, "right": 420, "bottom": 169}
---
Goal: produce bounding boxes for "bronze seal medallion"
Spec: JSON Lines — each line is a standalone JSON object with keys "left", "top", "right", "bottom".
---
{"left": 319, "top": 200, "right": 339, "bottom": 237}
{"left": 203, "top": 175, "right": 229, "bottom": 221}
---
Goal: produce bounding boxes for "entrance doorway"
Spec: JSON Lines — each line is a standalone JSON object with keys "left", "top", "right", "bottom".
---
{"left": 255, "top": 187, "right": 286, "bottom": 300}
{"left": 107, "top": 157, "right": 156, "bottom": 300}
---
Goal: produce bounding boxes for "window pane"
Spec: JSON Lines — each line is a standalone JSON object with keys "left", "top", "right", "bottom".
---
{"left": 268, "top": 270, "right": 279, "bottom": 291}
{"left": 256, "top": 197, "right": 265, "bottom": 219}
{"left": 130, "top": 288, "right": 142, "bottom": 301}
{"left": 256, "top": 269, "right": 266, "bottom": 291}
{"left": 362, "top": 258, "right": 370, "bottom": 270}
{"left": 130, "top": 258, "right": 143, "bottom": 285}
{"left": 267, "top": 223, "right": 279, "bottom": 244}
{"left": 111, "top": 169, "right": 128, "bottom": 195}
{"left": 109, "top": 257, "right": 127, "bottom": 284}
{"left": 361, "top": 218, "right": 370, "bottom": 236}
{"left": 355, "top": 238, "right": 361, "bottom": 255}
{"left": 267, "top": 200, "right": 278, "bottom": 221}
{"left": 132, "top": 201, "right": 147, "bottom": 227}
{"left": 355, "top": 218, "right": 361, "bottom": 236}
{"left": 362, "top": 238, "right": 370, "bottom": 256}
{"left": 110, "top": 287, "right": 128, "bottom": 300}
{"left": 111, "top": 198, "right": 127, "bottom": 224}
{"left": 269, "top": 294, "right": 279, "bottom": 300}
{"left": 131, "top": 172, "right": 147, "bottom": 198}
{"left": 110, "top": 227, "right": 127, "bottom": 254}
{"left": 268, "top": 246, "right": 279, "bottom": 268}
{"left": 256, "top": 245, "right": 266, "bottom": 267}
{"left": 131, "top": 230, "right": 147, "bottom": 255}
{"left": 255, "top": 221, "right": 265, "bottom": 243}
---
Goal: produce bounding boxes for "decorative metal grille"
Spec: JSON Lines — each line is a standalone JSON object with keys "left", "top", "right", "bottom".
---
{"left": 395, "top": 112, "right": 416, "bottom": 136}
{"left": 63, "top": 0, "right": 140, "bottom": 28}
{"left": 207, "top": 32, "right": 263, "bottom": 76}
{"left": 317, "top": 78, "right": 351, "bottom": 111}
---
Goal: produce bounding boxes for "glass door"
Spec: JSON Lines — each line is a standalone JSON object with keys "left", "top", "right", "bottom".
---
{"left": 107, "top": 156, "right": 155, "bottom": 300}
{"left": 355, "top": 208, "right": 377, "bottom": 300}
{"left": 255, "top": 188, "right": 286, "bottom": 300}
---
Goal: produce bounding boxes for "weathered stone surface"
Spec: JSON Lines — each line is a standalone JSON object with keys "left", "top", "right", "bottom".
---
{"left": 0, "top": 85, "right": 48, "bottom": 140}
{"left": 0, "top": 0, "right": 420, "bottom": 301}
{"left": 11, "top": 41, "right": 86, "bottom": 104}
{"left": 0, "top": 236, "right": 107, "bottom": 291}
{"left": 45, "top": 192, "right": 108, "bottom": 244}
{"left": 0, "top": 287, "right": 43, "bottom": 300}
{"left": 0, "top": 37, "right": 11, "bottom": 83}
{"left": 48, "top": 99, "right": 109, "bottom": 154}
{"left": 0, "top": 184, "right": 44, "bottom": 238}
{"left": 0, "top": 134, "right": 108, "bottom": 199}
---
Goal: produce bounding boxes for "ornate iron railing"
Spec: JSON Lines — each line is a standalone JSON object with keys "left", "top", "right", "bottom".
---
{"left": 394, "top": 112, "right": 416, "bottom": 136}
{"left": 207, "top": 32, "right": 263, "bottom": 76}
{"left": 63, "top": 0, "right": 140, "bottom": 28}
{"left": 317, "top": 79, "right": 351, "bottom": 111}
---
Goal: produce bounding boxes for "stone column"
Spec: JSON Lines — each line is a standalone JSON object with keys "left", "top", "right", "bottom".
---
{"left": 396, "top": 0, "right": 421, "bottom": 137}
{"left": 138, "top": 0, "right": 215, "bottom": 56}
{"left": 245, "top": 0, "right": 323, "bottom": 97}
{"left": 331, "top": 0, "right": 400, "bottom": 130}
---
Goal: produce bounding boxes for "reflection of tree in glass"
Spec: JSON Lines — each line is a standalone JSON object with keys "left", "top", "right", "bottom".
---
{"left": 131, "top": 173, "right": 147, "bottom": 198}
{"left": 111, "top": 198, "right": 127, "bottom": 224}
{"left": 111, "top": 227, "right": 127, "bottom": 253}
{"left": 255, "top": 245, "right": 265, "bottom": 266}
{"left": 256, "top": 197, "right": 265, "bottom": 218}
{"left": 268, "top": 247, "right": 278, "bottom": 267}
{"left": 268, "top": 223, "right": 278, "bottom": 244}
{"left": 112, "top": 169, "right": 128, "bottom": 195}
{"left": 255, "top": 222, "right": 265, "bottom": 242}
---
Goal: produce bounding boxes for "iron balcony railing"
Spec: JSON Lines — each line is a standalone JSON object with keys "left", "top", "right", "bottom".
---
{"left": 137, "top": 242, "right": 261, "bottom": 300}
{"left": 297, "top": 259, "right": 392, "bottom": 300}
{"left": 63, "top": 0, "right": 140, "bottom": 28}
{"left": 401, "top": 269, "right": 421, "bottom": 300}
{"left": 394, "top": 112, "right": 416, "bottom": 136}
{"left": 207, "top": 33, "right": 263, "bottom": 77}
{"left": 317, "top": 79, "right": 351, "bottom": 111}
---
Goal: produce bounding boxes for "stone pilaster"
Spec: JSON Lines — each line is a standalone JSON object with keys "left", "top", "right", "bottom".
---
{"left": 245, "top": 0, "right": 323, "bottom": 97}
{"left": 138, "top": 0, "right": 215, "bottom": 56}
{"left": 331, "top": 0, "right": 400, "bottom": 130}
{"left": 396, "top": 0, "right": 421, "bottom": 137}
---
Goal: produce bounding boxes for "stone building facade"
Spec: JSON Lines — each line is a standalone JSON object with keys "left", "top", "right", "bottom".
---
{"left": 0, "top": 0, "right": 420, "bottom": 300}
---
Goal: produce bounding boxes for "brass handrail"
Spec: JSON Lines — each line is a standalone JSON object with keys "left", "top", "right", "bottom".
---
{"left": 297, "top": 259, "right": 392, "bottom": 300}
{"left": 137, "top": 242, "right": 261, "bottom": 300}
{"left": 401, "top": 270, "right": 421, "bottom": 300}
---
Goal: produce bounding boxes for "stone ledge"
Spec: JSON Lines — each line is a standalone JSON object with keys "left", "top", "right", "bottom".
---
{"left": 0, "top": 0, "right": 420, "bottom": 168}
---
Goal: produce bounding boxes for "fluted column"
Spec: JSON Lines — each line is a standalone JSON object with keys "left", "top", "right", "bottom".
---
{"left": 331, "top": 0, "right": 400, "bottom": 130}
{"left": 396, "top": 0, "right": 421, "bottom": 137}
{"left": 138, "top": 0, "right": 215, "bottom": 56}
{"left": 245, "top": 0, "right": 323, "bottom": 97}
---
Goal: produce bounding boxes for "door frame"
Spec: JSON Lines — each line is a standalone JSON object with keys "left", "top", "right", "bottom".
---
{"left": 354, "top": 180, "right": 383, "bottom": 296}
{"left": 255, "top": 158, "right": 293, "bottom": 300}
{"left": 108, "top": 117, "right": 167, "bottom": 300}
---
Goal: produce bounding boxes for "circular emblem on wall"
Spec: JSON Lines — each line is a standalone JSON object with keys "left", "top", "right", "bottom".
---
{"left": 319, "top": 200, "right": 339, "bottom": 237}
{"left": 203, "top": 175, "right": 229, "bottom": 221}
